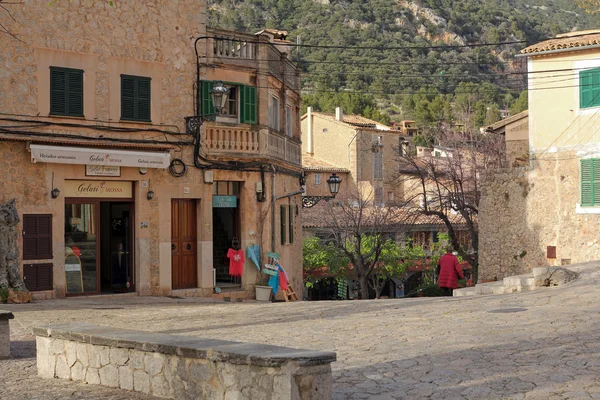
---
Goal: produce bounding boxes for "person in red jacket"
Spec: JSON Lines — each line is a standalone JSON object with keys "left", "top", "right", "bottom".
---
{"left": 436, "top": 246, "right": 464, "bottom": 296}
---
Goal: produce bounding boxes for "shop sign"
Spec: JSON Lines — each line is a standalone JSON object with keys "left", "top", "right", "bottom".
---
{"left": 64, "top": 180, "right": 133, "bottom": 198}
{"left": 30, "top": 144, "right": 170, "bottom": 168}
{"left": 86, "top": 165, "right": 121, "bottom": 177}
{"left": 213, "top": 195, "right": 237, "bottom": 208}
{"left": 65, "top": 263, "right": 81, "bottom": 272}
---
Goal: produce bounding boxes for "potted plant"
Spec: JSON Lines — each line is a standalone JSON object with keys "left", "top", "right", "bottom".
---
{"left": 255, "top": 267, "right": 273, "bottom": 301}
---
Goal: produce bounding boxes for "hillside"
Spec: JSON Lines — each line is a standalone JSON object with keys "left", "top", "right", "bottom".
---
{"left": 207, "top": 0, "right": 598, "bottom": 125}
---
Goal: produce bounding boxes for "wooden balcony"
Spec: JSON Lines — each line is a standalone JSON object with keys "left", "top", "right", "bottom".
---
{"left": 202, "top": 124, "right": 301, "bottom": 167}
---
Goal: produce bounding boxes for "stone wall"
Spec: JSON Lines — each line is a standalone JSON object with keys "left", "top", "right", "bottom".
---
{"left": 35, "top": 324, "right": 335, "bottom": 400}
{"left": 479, "top": 152, "right": 600, "bottom": 280}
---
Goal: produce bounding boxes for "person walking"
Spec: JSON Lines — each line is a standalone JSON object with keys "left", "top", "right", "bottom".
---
{"left": 436, "top": 246, "right": 464, "bottom": 296}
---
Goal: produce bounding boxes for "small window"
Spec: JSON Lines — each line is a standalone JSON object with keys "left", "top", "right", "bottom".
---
{"left": 269, "top": 95, "right": 280, "bottom": 131}
{"left": 387, "top": 191, "right": 394, "bottom": 203}
{"left": 23, "top": 214, "right": 53, "bottom": 260}
{"left": 374, "top": 151, "right": 383, "bottom": 180}
{"left": 434, "top": 151, "right": 441, "bottom": 157}
{"left": 286, "top": 106, "right": 293, "bottom": 137}
{"left": 314, "top": 173, "right": 321, "bottom": 185}
{"left": 50, "top": 67, "right": 84, "bottom": 117}
{"left": 121, "top": 75, "right": 151, "bottom": 122}
{"left": 580, "top": 67, "right": 600, "bottom": 109}
{"left": 225, "top": 86, "right": 238, "bottom": 116}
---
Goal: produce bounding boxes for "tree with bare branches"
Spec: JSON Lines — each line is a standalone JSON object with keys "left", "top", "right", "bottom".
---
{"left": 309, "top": 190, "right": 409, "bottom": 299}
{"left": 395, "top": 130, "right": 506, "bottom": 281}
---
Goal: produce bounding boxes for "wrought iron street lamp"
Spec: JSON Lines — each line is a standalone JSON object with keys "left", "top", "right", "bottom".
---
{"left": 302, "top": 173, "right": 342, "bottom": 208}
{"left": 185, "top": 80, "right": 230, "bottom": 135}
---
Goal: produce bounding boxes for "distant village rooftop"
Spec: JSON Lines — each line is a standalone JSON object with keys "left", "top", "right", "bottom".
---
{"left": 303, "top": 154, "right": 350, "bottom": 173}
{"left": 519, "top": 29, "right": 600, "bottom": 56}
{"left": 302, "top": 110, "right": 391, "bottom": 131}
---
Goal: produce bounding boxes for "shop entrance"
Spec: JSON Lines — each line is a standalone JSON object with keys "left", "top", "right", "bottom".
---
{"left": 65, "top": 200, "right": 134, "bottom": 295}
{"left": 212, "top": 181, "right": 241, "bottom": 288}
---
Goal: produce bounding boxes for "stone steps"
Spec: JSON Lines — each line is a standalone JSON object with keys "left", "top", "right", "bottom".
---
{"left": 453, "top": 272, "right": 536, "bottom": 297}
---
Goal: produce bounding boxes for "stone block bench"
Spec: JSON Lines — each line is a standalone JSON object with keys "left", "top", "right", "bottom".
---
{"left": 1, "top": 310, "right": 14, "bottom": 359}
{"left": 33, "top": 323, "right": 336, "bottom": 400}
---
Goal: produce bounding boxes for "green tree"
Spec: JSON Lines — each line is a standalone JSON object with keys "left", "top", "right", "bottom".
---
{"left": 509, "top": 90, "right": 528, "bottom": 115}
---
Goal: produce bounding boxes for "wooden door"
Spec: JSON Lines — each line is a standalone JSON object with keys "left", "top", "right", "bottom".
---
{"left": 171, "top": 199, "right": 197, "bottom": 289}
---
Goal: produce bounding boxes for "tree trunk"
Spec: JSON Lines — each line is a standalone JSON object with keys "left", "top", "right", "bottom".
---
{"left": 0, "top": 199, "right": 27, "bottom": 291}
{"left": 358, "top": 274, "right": 370, "bottom": 300}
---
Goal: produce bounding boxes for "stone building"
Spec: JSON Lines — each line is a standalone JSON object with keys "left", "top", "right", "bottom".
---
{"left": 0, "top": 1, "right": 302, "bottom": 299}
{"left": 484, "top": 110, "right": 529, "bottom": 167}
{"left": 479, "top": 30, "right": 600, "bottom": 280}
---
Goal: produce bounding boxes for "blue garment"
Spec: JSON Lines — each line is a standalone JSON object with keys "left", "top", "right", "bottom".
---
{"left": 268, "top": 270, "right": 280, "bottom": 294}
{"left": 247, "top": 244, "right": 261, "bottom": 271}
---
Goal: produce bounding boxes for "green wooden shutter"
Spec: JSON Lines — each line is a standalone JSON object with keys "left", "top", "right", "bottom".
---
{"left": 288, "top": 205, "right": 294, "bottom": 244}
{"left": 240, "top": 85, "right": 257, "bottom": 124}
{"left": 121, "top": 75, "right": 136, "bottom": 120}
{"left": 280, "top": 205, "right": 287, "bottom": 245}
{"left": 66, "top": 70, "right": 83, "bottom": 116}
{"left": 50, "top": 69, "right": 67, "bottom": 116}
{"left": 593, "top": 159, "right": 600, "bottom": 206}
{"left": 50, "top": 68, "right": 83, "bottom": 117}
{"left": 581, "top": 159, "right": 593, "bottom": 206}
{"left": 200, "top": 80, "right": 215, "bottom": 117}
{"left": 121, "top": 75, "right": 151, "bottom": 122}
{"left": 137, "top": 77, "right": 151, "bottom": 121}
{"left": 581, "top": 68, "right": 600, "bottom": 109}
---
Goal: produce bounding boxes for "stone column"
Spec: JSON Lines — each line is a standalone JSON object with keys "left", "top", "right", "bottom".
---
{"left": 0, "top": 311, "right": 14, "bottom": 359}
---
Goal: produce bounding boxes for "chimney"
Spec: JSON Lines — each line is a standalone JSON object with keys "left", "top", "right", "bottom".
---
{"left": 335, "top": 106, "right": 343, "bottom": 122}
{"left": 307, "top": 107, "right": 314, "bottom": 155}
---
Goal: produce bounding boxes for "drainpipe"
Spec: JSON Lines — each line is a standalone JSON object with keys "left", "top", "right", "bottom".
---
{"left": 271, "top": 164, "right": 277, "bottom": 252}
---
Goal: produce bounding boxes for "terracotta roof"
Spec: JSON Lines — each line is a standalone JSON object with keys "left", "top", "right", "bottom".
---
{"left": 0, "top": 134, "right": 176, "bottom": 150}
{"left": 309, "top": 112, "right": 391, "bottom": 130}
{"left": 484, "top": 110, "right": 528, "bottom": 132}
{"left": 302, "top": 155, "right": 350, "bottom": 172}
{"left": 302, "top": 202, "right": 470, "bottom": 229}
{"left": 519, "top": 30, "right": 600, "bottom": 56}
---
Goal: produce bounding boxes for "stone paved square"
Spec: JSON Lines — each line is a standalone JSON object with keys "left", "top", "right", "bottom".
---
{"left": 2, "top": 262, "right": 600, "bottom": 399}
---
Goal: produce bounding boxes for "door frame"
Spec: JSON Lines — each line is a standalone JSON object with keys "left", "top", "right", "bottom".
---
{"left": 65, "top": 197, "right": 135, "bottom": 296}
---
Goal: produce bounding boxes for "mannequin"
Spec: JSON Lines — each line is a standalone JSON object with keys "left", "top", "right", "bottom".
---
{"left": 227, "top": 237, "right": 244, "bottom": 277}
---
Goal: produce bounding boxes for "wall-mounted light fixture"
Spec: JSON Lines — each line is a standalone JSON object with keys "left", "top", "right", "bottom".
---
{"left": 302, "top": 173, "right": 342, "bottom": 208}
{"left": 50, "top": 172, "right": 60, "bottom": 199}
{"left": 147, "top": 179, "right": 155, "bottom": 200}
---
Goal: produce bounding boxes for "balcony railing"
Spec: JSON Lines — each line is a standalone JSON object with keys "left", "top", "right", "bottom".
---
{"left": 205, "top": 126, "right": 260, "bottom": 154}
{"left": 213, "top": 37, "right": 257, "bottom": 60}
{"left": 267, "top": 130, "right": 301, "bottom": 166}
{"left": 202, "top": 124, "right": 301, "bottom": 167}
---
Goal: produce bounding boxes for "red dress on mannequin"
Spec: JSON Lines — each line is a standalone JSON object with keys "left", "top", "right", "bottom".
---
{"left": 227, "top": 248, "right": 245, "bottom": 277}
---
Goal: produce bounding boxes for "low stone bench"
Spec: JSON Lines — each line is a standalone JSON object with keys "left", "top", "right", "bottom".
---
{"left": 0, "top": 310, "right": 14, "bottom": 359}
{"left": 33, "top": 323, "right": 336, "bottom": 400}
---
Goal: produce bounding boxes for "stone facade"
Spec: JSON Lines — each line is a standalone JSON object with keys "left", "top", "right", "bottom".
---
{"left": 34, "top": 323, "right": 335, "bottom": 400}
{"left": 479, "top": 154, "right": 600, "bottom": 280}
{"left": 0, "top": 2, "right": 302, "bottom": 298}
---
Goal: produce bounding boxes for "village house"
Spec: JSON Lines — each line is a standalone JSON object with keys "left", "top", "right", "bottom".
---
{"left": 479, "top": 29, "right": 600, "bottom": 280}
{"left": 484, "top": 110, "right": 529, "bottom": 167}
{"left": 0, "top": 1, "right": 302, "bottom": 299}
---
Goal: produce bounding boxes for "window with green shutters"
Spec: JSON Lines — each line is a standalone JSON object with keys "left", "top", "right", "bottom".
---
{"left": 580, "top": 158, "right": 600, "bottom": 206}
{"left": 200, "top": 81, "right": 257, "bottom": 123}
{"left": 288, "top": 205, "right": 294, "bottom": 244}
{"left": 580, "top": 68, "right": 600, "bottom": 109}
{"left": 50, "top": 67, "right": 84, "bottom": 117}
{"left": 280, "top": 205, "right": 287, "bottom": 245}
{"left": 121, "top": 75, "right": 151, "bottom": 122}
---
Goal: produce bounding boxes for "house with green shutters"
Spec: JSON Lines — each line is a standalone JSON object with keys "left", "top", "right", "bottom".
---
{"left": 479, "top": 29, "right": 600, "bottom": 280}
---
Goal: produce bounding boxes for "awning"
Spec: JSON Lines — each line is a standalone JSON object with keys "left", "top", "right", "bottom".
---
{"left": 30, "top": 144, "right": 170, "bottom": 169}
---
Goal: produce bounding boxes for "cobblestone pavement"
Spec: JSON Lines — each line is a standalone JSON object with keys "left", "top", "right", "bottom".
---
{"left": 2, "top": 262, "right": 600, "bottom": 399}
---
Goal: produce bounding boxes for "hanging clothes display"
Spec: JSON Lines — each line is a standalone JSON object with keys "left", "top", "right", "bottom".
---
{"left": 247, "top": 244, "right": 261, "bottom": 271}
{"left": 277, "top": 263, "right": 288, "bottom": 291}
{"left": 227, "top": 248, "right": 245, "bottom": 277}
{"left": 268, "top": 270, "right": 279, "bottom": 294}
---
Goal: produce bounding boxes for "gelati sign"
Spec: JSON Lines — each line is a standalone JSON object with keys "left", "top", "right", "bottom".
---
{"left": 64, "top": 180, "right": 133, "bottom": 198}
{"left": 30, "top": 144, "right": 170, "bottom": 168}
